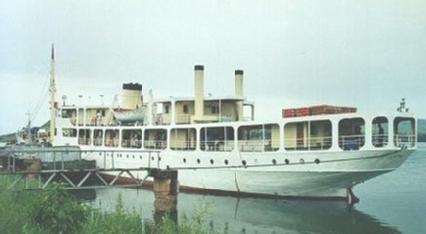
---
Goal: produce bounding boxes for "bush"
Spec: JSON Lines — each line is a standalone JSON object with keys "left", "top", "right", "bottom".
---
{"left": 81, "top": 193, "right": 144, "bottom": 234}
{"left": 0, "top": 176, "right": 215, "bottom": 234}
{"left": 30, "top": 184, "right": 89, "bottom": 234}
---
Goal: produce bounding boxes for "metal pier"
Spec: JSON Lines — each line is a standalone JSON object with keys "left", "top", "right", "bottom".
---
{"left": 0, "top": 147, "right": 171, "bottom": 191}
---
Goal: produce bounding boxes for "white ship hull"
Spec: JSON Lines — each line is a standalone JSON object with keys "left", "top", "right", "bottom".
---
{"left": 80, "top": 147, "right": 413, "bottom": 198}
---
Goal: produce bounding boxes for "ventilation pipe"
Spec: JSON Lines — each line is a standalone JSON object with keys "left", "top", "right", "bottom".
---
{"left": 235, "top": 70, "right": 244, "bottom": 97}
{"left": 120, "top": 83, "right": 142, "bottom": 110}
{"left": 194, "top": 65, "right": 204, "bottom": 119}
{"left": 235, "top": 70, "right": 244, "bottom": 120}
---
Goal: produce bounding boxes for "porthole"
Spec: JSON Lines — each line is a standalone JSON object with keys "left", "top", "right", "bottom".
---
{"left": 132, "top": 155, "right": 135, "bottom": 159}
{"left": 158, "top": 157, "right": 161, "bottom": 161}
{"left": 99, "top": 152, "right": 102, "bottom": 156}
{"left": 126, "top": 155, "right": 129, "bottom": 158}
{"left": 140, "top": 156, "right": 142, "bottom": 160}
{"left": 166, "top": 165, "right": 170, "bottom": 170}
{"left": 224, "top": 159, "right": 229, "bottom": 165}
{"left": 210, "top": 159, "right": 214, "bottom": 165}
{"left": 272, "top": 159, "right": 277, "bottom": 165}
{"left": 183, "top": 158, "right": 187, "bottom": 163}
{"left": 314, "top": 158, "right": 320, "bottom": 164}
{"left": 285, "top": 159, "right": 289, "bottom": 164}
{"left": 151, "top": 156, "right": 155, "bottom": 160}
{"left": 197, "top": 159, "right": 201, "bottom": 164}
{"left": 242, "top": 160, "right": 247, "bottom": 166}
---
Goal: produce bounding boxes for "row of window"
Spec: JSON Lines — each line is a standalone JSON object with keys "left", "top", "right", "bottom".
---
{"left": 62, "top": 117, "right": 416, "bottom": 151}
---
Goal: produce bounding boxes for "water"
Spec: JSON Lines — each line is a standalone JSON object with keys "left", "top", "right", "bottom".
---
{"left": 87, "top": 144, "right": 426, "bottom": 234}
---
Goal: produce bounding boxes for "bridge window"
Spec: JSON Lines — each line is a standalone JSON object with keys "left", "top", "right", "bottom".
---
{"left": 284, "top": 120, "right": 331, "bottom": 151}
{"left": 77, "top": 108, "right": 84, "bottom": 126}
{"left": 339, "top": 118, "right": 365, "bottom": 150}
{"left": 372, "top": 117, "right": 388, "bottom": 147}
{"left": 62, "top": 128, "right": 77, "bottom": 137}
{"left": 200, "top": 127, "right": 234, "bottom": 151}
{"left": 122, "top": 129, "right": 142, "bottom": 148}
{"left": 78, "top": 129, "right": 91, "bottom": 145}
{"left": 105, "top": 129, "right": 119, "bottom": 147}
{"left": 94, "top": 129, "right": 103, "bottom": 146}
{"left": 61, "top": 109, "right": 77, "bottom": 125}
{"left": 144, "top": 129, "right": 167, "bottom": 149}
{"left": 171, "top": 128, "right": 196, "bottom": 151}
{"left": 238, "top": 124, "right": 280, "bottom": 152}
{"left": 394, "top": 117, "right": 416, "bottom": 148}
{"left": 153, "top": 102, "right": 172, "bottom": 125}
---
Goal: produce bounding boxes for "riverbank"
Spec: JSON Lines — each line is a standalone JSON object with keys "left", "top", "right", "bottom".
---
{"left": 0, "top": 178, "right": 213, "bottom": 234}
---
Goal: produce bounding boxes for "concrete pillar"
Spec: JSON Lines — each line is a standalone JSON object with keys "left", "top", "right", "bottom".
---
{"left": 150, "top": 169, "right": 178, "bottom": 223}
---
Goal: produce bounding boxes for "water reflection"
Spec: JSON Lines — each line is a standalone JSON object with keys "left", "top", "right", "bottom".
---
{"left": 84, "top": 188, "right": 399, "bottom": 234}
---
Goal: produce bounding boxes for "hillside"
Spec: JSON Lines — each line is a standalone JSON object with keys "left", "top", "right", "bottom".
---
{"left": 417, "top": 119, "right": 426, "bottom": 142}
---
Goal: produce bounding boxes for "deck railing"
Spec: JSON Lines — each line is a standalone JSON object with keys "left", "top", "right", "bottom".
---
{"left": 200, "top": 140, "right": 235, "bottom": 152}
{"left": 238, "top": 140, "right": 281, "bottom": 152}
{"left": 372, "top": 134, "right": 389, "bottom": 147}
{"left": 104, "top": 139, "right": 120, "bottom": 147}
{"left": 338, "top": 135, "right": 365, "bottom": 150}
{"left": 284, "top": 136, "right": 332, "bottom": 151}
{"left": 144, "top": 140, "right": 167, "bottom": 150}
{"left": 121, "top": 139, "right": 143, "bottom": 148}
{"left": 394, "top": 134, "right": 416, "bottom": 148}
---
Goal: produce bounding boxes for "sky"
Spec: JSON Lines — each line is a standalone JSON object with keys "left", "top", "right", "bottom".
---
{"left": 1, "top": 0, "right": 426, "bottom": 134}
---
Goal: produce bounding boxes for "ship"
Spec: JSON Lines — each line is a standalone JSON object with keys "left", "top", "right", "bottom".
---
{"left": 49, "top": 47, "right": 416, "bottom": 201}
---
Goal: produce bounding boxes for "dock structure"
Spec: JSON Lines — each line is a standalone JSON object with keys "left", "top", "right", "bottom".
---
{"left": 0, "top": 148, "right": 176, "bottom": 192}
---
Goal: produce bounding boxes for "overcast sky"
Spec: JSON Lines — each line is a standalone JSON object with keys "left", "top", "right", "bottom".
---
{"left": 1, "top": 0, "right": 425, "bottom": 134}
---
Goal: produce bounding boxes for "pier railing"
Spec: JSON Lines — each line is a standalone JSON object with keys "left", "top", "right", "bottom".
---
{"left": 0, "top": 147, "right": 162, "bottom": 190}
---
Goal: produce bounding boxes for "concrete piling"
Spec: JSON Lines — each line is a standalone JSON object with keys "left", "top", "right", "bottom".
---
{"left": 150, "top": 169, "right": 178, "bottom": 223}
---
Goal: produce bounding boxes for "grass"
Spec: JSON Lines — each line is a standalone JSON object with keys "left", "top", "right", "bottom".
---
{"left": 0, "top": 175, "right": 216, "bottom": 234}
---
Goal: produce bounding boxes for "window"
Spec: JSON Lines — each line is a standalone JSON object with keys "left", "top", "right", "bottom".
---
{"left": 170, "top": 128, "right": 196, "bottom": 150}
{"left": 61, "top": 109, "right": 77, "bottom": 125}
{"left": 372, "top": 117, "right": 388, "bottom": 147}
{"left": 183, "top": 105, "right": 188, "bottom": 114}
{"left": 78, "top": 129, "right": 92, "bottom": 145}
{"left": 238, "top": 124, "right": 280, "bottom": 152}
{"left": 153, "top": 102, "right": 171, "bottom": 125}
{"left": 338, "top": 118, "right": 365, "bottom": 150}
{"left": 394, "top": 117, "right": 416, "bottom": 148}
{"left": 211, "top": 105, "right": 218, "bottom": 114}
{"left": 122, "top": 129, "right": 142, "bottom": 148}
{"left": 105, "top": 129, "right": 119, "bottom": 147}
{"left": 309, "top": 120, "right": 332, "bottom": 150}
{"left": 200, "top": 127, "right": 234, "bottom": 151}
{"left": 284, "top": 122, "right": 307, "bottom": 150}
{"left": 284, "top": 120, "right": 331, "bottom": 151}
{"left": 94, "top": 129, "right": 103, "bottom": 146}
{"left": 61, "top": 109, "right": 76, "bottom": 118}
{"left": 78, "top": 108, "right": 84, "bottom": 126}
{"left": 62, "top": 128, "right": 77, "bottom": 137}
{"left": 144, "top": 129, "right": 167, "bottom": 149}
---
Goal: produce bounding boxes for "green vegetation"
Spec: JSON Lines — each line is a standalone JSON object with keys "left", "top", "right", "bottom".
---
{"left": 417, "top": 119, "right": 426, "bottom": 142}
{"left": 0, "top": 176, "right": 215, "bottom": 234}
{"left": 0, "top": 132, "right": 16, "bottom": 144}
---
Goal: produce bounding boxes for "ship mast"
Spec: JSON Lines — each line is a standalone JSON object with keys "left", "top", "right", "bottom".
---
{"left": 49, "top": 44, "right": 56, "bottom": 144}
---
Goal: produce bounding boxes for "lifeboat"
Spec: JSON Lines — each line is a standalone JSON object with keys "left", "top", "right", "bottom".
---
{"left": 113, "top": 107, "right": 146, "bottom": 123}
